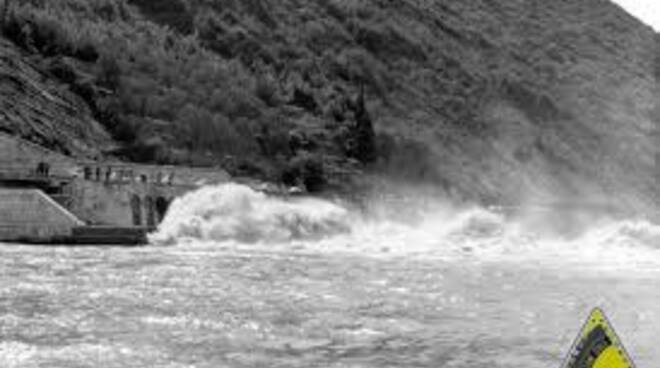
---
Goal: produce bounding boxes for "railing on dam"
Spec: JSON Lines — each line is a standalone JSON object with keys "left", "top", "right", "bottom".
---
{"left": 0, "top": 161, "right": 176, "bottom": 187}
{"left": 76, "top": 162, "right": 229, "bottom": 188}
{"left": 0, "top": 163, "right": 72, "bottom": 183}
{"left": 79, "top": 165, "right": 176, "bottom": 186}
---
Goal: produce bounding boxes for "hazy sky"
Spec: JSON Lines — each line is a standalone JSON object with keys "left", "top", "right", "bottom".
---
{"left": 612, "top": 0, "right": 660, "bottom": 30}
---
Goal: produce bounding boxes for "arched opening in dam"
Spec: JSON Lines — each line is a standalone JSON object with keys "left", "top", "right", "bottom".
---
{"left": 155, "top": 196, "right": 171, "bottom": 224}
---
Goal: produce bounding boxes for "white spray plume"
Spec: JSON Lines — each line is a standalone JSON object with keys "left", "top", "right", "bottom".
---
{"left": 150, "top": 183, "right": 660, "bottom": 272}
{"left": 150, "top": 183, "right": 350, "bottom": 245}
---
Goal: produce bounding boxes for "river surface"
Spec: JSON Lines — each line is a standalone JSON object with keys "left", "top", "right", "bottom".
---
{"left": 1, "top": 184, "right": 658, "bottom": 367}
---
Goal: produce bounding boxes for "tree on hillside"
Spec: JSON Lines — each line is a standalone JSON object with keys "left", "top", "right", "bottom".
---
{"left": 348, "top": 83, "right": 377, "bottom": 163}
{"left": 1, "top": 0, "right": 12, "bottom": 29}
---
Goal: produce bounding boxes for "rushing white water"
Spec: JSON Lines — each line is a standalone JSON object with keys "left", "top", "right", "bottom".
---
{"left": 150, "top": 183, "right": 350, "bottom": 245}
{"left": 2, "top": 183, "right": 659, "bottom": 367}
{"left": 151, "top": 183, "right": 660, "bottom": 271}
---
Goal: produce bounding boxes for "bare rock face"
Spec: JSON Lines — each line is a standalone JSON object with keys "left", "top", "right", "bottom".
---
{"left": 0, "top": 39, "right": 113, "bottom": 158}
{"left": 0, "top": 0, "right": 657, "bottom": 215}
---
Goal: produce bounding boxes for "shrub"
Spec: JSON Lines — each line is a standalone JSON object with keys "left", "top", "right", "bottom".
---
{"left": 282, "top": 152, "right": 326, "bottom": 192}
{"left": 128, "top": 0, "right": 194, "bottom": 34}
{"left": 254, "top": 73, "right": 280, "bottom": 107}
{"left": 97, "top": 53, "right": 121, "bottom": 89}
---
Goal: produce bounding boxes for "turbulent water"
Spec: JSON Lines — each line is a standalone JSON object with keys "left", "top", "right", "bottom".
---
{"left": 1, "top": 183, "right": 659, "bottom": 367}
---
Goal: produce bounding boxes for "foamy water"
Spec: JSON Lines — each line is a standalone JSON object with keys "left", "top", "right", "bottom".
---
{"left": 151, "top": 184, "right": 350, "bottom": 245}
{"left": 1, "top": 183, "right": 658, "bottom": 367}
{"left": 150, "top": 183, "right": 660, "bottom": 272}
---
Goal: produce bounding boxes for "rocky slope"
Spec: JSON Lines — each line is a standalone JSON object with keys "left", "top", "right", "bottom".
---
{"left": 0, "top": 38, "right": 113, "bottom": 157}
{"left": 0, "top": 0, "right": 657, "bottom": 215}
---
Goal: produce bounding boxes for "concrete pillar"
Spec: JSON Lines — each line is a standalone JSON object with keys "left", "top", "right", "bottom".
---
{"left": 130, "top": 195, "right": 142, "bottom": 226}
{"left": 145, "top": 196, "right": 155, "bottom": 227}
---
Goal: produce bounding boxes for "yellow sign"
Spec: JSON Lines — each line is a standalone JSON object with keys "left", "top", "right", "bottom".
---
{"left": 562, "top": 308, "right": 635, "bottom": 368}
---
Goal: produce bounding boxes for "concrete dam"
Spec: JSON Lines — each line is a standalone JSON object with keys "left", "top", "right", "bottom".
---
{"left": 0, "top": 189, "right": 83, "bottom": 242}
{"left": 0, "top": 133, "right": 230, "bottom": 244}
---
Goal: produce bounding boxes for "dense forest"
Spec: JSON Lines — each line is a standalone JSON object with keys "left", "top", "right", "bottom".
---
{"left": 0, "top": 0, "right": 656, "bottom": 215}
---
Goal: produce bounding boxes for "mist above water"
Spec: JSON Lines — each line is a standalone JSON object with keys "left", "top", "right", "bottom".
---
{"left": 150, "top": 183, "right": 660, "bottom": 271}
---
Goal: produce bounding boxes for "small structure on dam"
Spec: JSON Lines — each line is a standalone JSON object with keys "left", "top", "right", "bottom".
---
{"left": 0, "top": 133, "right": 230, "bottom": 244}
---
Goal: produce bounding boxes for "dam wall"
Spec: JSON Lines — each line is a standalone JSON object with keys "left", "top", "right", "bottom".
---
{"left": 0, "top": 189, "right": 83, "bottom": 242}
{"left": 68, "top": 163, "right": 231, "bottom": 227}
{"left": 0, "top": 133, "right": 232, "bottom": 242}
{"left": 70, "top": 180, "right": 179, "bottom": 227}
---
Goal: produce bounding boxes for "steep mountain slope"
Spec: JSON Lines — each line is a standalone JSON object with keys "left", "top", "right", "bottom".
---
{"left": 0, "top": 38, "right": 113, "bottom": 157}
{"left": 0, "top": 0, "right": 656, "bottom": 214}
